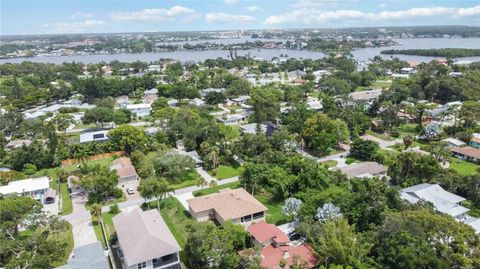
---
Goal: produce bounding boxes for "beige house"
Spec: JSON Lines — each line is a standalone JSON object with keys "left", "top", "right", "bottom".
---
{"left": 337, "top": 161, "right": 387, "bottom": 179}
{"left": 187, "top": 188, "right": 267, "bottom": 226}
{"left": 110, "top": 157, "right": 139, "bottom": 189}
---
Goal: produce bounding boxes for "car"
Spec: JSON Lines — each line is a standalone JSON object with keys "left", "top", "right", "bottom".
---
{"left": 126, "top": 187, "right": 135, "bottom": 195}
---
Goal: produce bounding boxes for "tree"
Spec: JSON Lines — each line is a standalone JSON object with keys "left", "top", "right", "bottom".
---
{"left": 299, "top": 219, "right": 372, "bottom": 268}
{"left": 282, "top": 197, "right": 303, "bottom": 220}
{"left": 301, "top": 113, "right": 349, "bottom": 155}
{"left": 89, "top": 203, "right": 102, "bottom": 220}
{"left": 78, "top": 164, "right": 120, "bottom": 203}
{"left": 108, "top": 125, "right": 147, "bottom": 154}
{"left": 151, "top": 97, "right": 169, "bottom": 112}
{"left": 427, "top": 141, "right": 450, "bottom": 164}
{"left": 403, "top": 135, "right": 414, "bottom": 149}
{"left": 138, "top": 178, "right": 173, "bottom": 210}
{"left": 51, "top": 113, "right": 74, "bottom": 133}
{"left": 388, "top": 152, "right": 441, "bottom": 187}
{"left": 318, "top": 76, "right": 352, "bottom": 95}
{"left": 82, "top": 107, "right": 115, "bottom": 127}
{"left": 250, "top": 88, "right": 282, "bottom": 123}
{"left": 459, "top": 101, "right": 480, "bottom": 128}
{"left": 196, "top": 177, "right": 208, "bottom": 189}
{"left": 350, "top": 138, "right": 379, "bottom": 160}
{"left": 316, "top": 203, "right": 342, "bottom": 222}
{"left": 205, "top": 92, "right": 226, "bottom": 105}
{"left": 153, "top": 151, "right": 195, "bottom": 182}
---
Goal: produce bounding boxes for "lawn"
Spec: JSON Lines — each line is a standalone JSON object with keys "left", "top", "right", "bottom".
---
{"left": 192, "top": 181, "right": 241, "bottom": 197}
{"left": 372, "top": 80, "right": 392, "bottom": 89}
{"left": 51, "top": 223, "right": 74, "bottom": 267}
{"left": 366, "top": 130, "right": 394, "bottom": 141}
{"left": 377, "top": 149, "right": 400, "bottom": 165}
{"left": 320, "top": 160, "right": 338, "bottom": 168}
{"left": 393, "top": 124, "right": 418, "bottom": 138}
{"left": 168, "top": 171, "right": 201, "bottom": 190}
{"left": 92, "top": 212, "right": 117, "bottom": 248}
{"left": 449, "top": 159, "right": 480, "bottom": 176}
{"left": 254, "top": 193, "right": 291, "bottom": 225}
{"left": 209, "top": 164, "right": 244, "bottom": 180}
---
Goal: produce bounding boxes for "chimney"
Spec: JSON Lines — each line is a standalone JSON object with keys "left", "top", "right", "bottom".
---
{"left": 283, "top": 250, "right": 289, "bottom": 259}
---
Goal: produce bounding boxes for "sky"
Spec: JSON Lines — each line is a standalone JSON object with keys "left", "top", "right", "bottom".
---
{"left": 1, "top": 0, "right": 480, "bottom": 35}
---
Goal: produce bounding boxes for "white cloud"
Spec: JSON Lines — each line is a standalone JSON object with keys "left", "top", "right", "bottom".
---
{"left": 246, "top": 5, "right": 263, "bottom": 12}
{"left": 224, "top": 0, "right": 238, "bottom": 5}
{"left": 71, "top": 12, "right": 94, "bottom": 19}
{"left": 41, "top": 20, "right": 105, "bottom": 33}
{"left": 110, "top": 6, "right": 196, "bottom": 22}
{"left": 264, "top": 5, "right": 480, "bottom": 25}
{"left": 205, "top": 12, "right": 255, "bottom": 23}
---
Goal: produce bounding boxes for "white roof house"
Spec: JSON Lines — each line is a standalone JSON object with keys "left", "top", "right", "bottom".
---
{"left": 79, "top": 130, "right": 110, "bottom": 143}
{"left": 144, "top": 88, "right": 158, "bottom": 95}
{"left": 240, "top": 123, "right": 267, "bottom": 135}
{"left": 0, "top": 176, "right": 50, "bottom": 195}
{"left": 400, "top": 183, "right": 479, "bottom": 234}
{"left": 442, "top": 138, "right": 466, "bottom": 148}
{"left": 126, "top": 103, "right": 151, "bottom": 117}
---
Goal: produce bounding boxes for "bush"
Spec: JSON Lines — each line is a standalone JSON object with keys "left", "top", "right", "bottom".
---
{"left": 109, "top": 204, "right": 120, "bottom": 214}
{"left": 390, "top": 130, "right": 400, "bottom": 138}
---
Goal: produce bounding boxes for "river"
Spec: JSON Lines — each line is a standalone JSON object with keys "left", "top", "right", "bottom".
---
{"left": 1, "top": 38, "right": 479, "bottom": 65}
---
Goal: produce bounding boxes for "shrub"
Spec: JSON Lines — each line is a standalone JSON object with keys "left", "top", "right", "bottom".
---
{"left": 109, "top": 204, "right": 120, "bottom": 214}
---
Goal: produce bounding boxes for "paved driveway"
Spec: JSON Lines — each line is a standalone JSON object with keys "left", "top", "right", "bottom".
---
{"left": 175, "top": 192, "right": 194, "bottom": 210}
{"left": 71, "top": 193, "right": 88, "bottom": 214}
{"left": 69, "top": 217, "right": 97, "bottom": 247}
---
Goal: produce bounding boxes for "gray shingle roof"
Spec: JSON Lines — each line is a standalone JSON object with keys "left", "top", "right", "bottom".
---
{"left": 56, "top": 242, "right": 108, "bottom": 269}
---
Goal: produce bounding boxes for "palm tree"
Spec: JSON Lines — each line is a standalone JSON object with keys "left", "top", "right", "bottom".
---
{"left": 90, "top": 203, "right": 102, "bottom": 221}
{"left": 196, "top": 177, "right": 208, "bottom": 189}
{"left": 209, "top": 180, "right": 217, "bottom": 188}
{"left": 207, "top": 146, "right": 220, "bottom": 171}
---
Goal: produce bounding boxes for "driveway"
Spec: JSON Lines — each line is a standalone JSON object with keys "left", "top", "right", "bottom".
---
{"left": 69, "top": 217, "right": 97, "bottom": 247}
{"left": 175, "top": 192, "right": 194, "bottom": 210}
{"left": 71, "top": 193, "right": 88, "bottom": 214}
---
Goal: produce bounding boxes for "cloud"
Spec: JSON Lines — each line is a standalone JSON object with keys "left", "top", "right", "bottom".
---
{"left": 246, "top": 5, "right": 263, "bottom": 12}
{"left": 41, "top": 20, "right": 105, "bottom": 33}
{"left": 205, "top": 12, "right": 255, "bottom": 23}
{"left": 264, "top": 5, "right": 480, "bottom": 25}
{"left": 224, "top": 0, "right": 238, "bottom": 5}
{"left": 71, "top": 12, "right": 94, "bottom": 19}
{"left": 110, "top": 6, "right": 196, "bottom": 22}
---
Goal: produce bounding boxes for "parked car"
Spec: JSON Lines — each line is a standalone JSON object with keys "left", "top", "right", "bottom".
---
{"left": 126, "top": 187, "right": 135, "bottom": 195}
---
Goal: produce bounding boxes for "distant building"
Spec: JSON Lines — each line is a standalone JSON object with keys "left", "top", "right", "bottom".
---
{"left": 113, "top": 208, "right": 181, "bottom": 269}
{"left": 442, "top": 138, "right": 466, "bottom": 148}
{"left": 349, "top": 90, "right": 382, "bottom": 103}
{"left": 79, "top": 130, "right": 110, "bottom": 143}
{"left": 231, "top": 95, "right": 251, "bottom": 105}
{"left": 337, "top": 162, "right": 387, "bottom": 179}
{"left": 0, "top": 176, "right": 55, "bottom": 204}
{"left": 5, "top": 139, "right": 32, "bottom": 150}
{"left": 469, "top": 136, "right": 480, "bottom": 149}
{"left": 56, "top": 241, "right": 108, "bottom": 269}
{"left": 187, "top": 188, "right": 267, "bottom": 226}
{"left": 200, "top": 88, "right": 226, "bottom": 98}
{"left": 240, "top": 123, "right": 267, "bottom": 135}
{"left": 126, "top": 104, "right": 151, "bottom": 117}
{"left": 144, "top": 88, "right": 158, "bottom": 96}
{"left": 217, "top": 113, "right": 248, "bottom": 125}
{"left": 450, "top": 146, "right": 480, "bottom": 163}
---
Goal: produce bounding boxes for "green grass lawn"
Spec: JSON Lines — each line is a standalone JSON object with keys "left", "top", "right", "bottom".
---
{"left": 254, "top": 193, "right": 291, "bottom": 225}
{"left": 158, "top": 198, "right": 193, "bottom": 248}
{"left": 92, "top": 212, "right": 117, "bottom": 249}
{"left": 449, "top": 158, "right": 480, "bottom": 176}
{"left": 168, "top": 171, "right": 201, "bottom": 190}
{"left": 372, "top": 80, "right": 392, "bottom": 89}
{"left": 51, "top": 223, "right": 74, "bottom": 267}
{"left": 377, "top": 149, "right": 400, "bottom": 165}
{"left": 366, "top": 130, "right": 394, "bottom": 141}
{"left": 209, "top": 165, "right": 244, "bottom": 180}
{"left": 192, "top": 181, "right": 241, "bottom": 197}
{"left": 393, "top": 124, "right": 418, "bottom": 138}
{"left": 320, "top": 160, "right": 338, "bottom": 168}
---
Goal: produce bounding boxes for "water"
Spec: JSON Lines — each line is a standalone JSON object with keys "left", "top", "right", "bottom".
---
{"left": 1, "top": 38, "right": 479, "bottom": 65}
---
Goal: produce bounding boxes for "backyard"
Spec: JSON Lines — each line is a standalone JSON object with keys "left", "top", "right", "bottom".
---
{"left": 209, "top": 164, "right": 244, "bottom": 180}
{"left": 51, "top": 223, "right": 74, "bottom": 267}
{"left": 449, "top": 158, "right": 480, "bottom": 176}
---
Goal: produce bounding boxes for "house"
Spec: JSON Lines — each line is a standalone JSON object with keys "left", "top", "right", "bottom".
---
{"left": 144, "top": 88, "right": 158, "bottom": 96}
{"left": 126, "top": 104, "right": 151, "bottom": 117}
{"left": 113, "top": 208, "right": 181, "bottom": 269}
{"left": 241, "top": 220, "right": 317, "bottom": 269}
{"left": 306, "top": 97, "right": 323, "bottom": 111}
{"left": 142, "top": 94, "right": 158, "bottom": 104}
{"left": 397, "top": 111, "right": 416, "bottom": 123}
{"left": 5, "top": 139, "right": 32, "bottom": 150}
{"left": 337, "top": 162, "right": 387, "bottom": 179}
{"left": 190, "top": 98, "right": 205, "bottom": 107}
{"left": 174, "top": 149, "right": 203, "bottom": 167}
{"left": 67, "top": 175, "right": 86, "bottom": 196}
{"left": 469, "top": 136, "right": 480, "bottom": 149}
{"left": 240, "top": 123, "right": 267, "bottom": 135}
{"left": 79, "top": 130, "right": 110, "bottom": 143}
{"left": 232, "top": 95, "right": 251, "bottom": 105}
{"left": 450, "top": 146, "right": 480, "bottom": 163}
{"left": 349, "top": 89, "right": 382, "bottom": 103}
{"left": 0, "top": 176, "right": 55, "bottom": 204}
{"left": 287, "top": 70, "right": 306, "bottom": 81}
{"left": 400, "top": 183, "right": 479, "bottom": 234}
{"left": 200, "top": 88, "right": 226, "bottom": 98}
{"left": 400, "top": 67, "right": 416, "bottom": 75}
{"left": 442, "top": 138, "right": 466, "bottom": 148}
{"left": 110, "top": 158, "right": 139, "bottom": 189}
{"left": 147, "top": 65, "right": 161, "bottom": 72}
{"left": 116, "top": 96, "right": 132, "bottom": 108}
{"left": 448, "top": 72, "right": 463, "bottom": 77}
{"left": 56, "top": 241, "right": 109, "bottom": 269}
{"left": 217, "top": 113, "right": 248, "bottom": 125}
{"left": 187, "top": 188, "right": 267, "bottom": 226}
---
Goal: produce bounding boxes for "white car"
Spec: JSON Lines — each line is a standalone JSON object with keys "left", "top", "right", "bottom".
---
{"left": 126, "top": 187, "right": 135, "bottom": 195}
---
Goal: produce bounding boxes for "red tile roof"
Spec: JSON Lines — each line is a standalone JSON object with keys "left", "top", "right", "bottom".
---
{"left": 260, "top": 244, "right": 317, "bottom": 269}
{"left": 247, "top": 220, "right": 290, "bottom": 246}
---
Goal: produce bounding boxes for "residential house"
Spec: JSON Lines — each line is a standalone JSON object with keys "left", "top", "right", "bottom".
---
{"left": 0, "top": 176, "right": 55, "bottom": 204}
{"left": 349, "top": 89, "right": 382, "bottom": 104}
{"left": 144, "top": 88, "right": 159, "bottom": 96}
{"left": 190, "top": 98, "right": 205, "bottom": 107}
{"left": 240, "top": 123, "right": 267, "bottom": 135}
{"left": 79, "top": 130, "right": 110, "bottom": 143}
{"left": 147, "top": 65, "right": 161, "bottom": 72}
{"left": 110, "top": 158, "right": 139, "bottom": 189}
{"left": 287, "top": 70, "right": 306, "bottom": 81}
{"left": 448, "top": 72, "right": 463, "bottom": 77}
{"left": 56, "top": 241, "right": 109, "bottom": 269}
{"left": 442, "top": 138, "right": 466, "bottom": 148}
{"left": 116, "top": 96, "right": 132, "bottom": 108}
{"left": 173, "top": 149, "right": 203, "bottom": 167}
{"left": 400, "top": 183, "right": 479, "bottom": 234}
{"left": 67, "top": 175, "right": 86, "bottom": 196}
{"left": 142, "top": 94, "right": 158, "bottom": 104}
{"left": 337, "top": 162, "right": 387, "bottom": 179}
{"left": 113, "top": 208, "right": 181, "bottom": 269}
{"left": 126, "top": 104, "right": 151, "bottom": 117}
{"left": 397, "top": 111, "right": 416, "bottom": 123}
{"left": 306, "top": 97, "right": 323, "bottom": 111}
{"left": 400, "top": 67, "right": 416, "bottom": 75}
{"left": 217, "top": 113, "right": 248, "bottom": 126}
{"left": 450, "top": 146, "right": 480, "bottom": 163}
{"left": 5, "top": 139, "right": 32, "bottom": 150}
{"left": 187, "top": 188, "right": 267, "bottom": 226}
{"left": 241, "top": 220, "right": 318, "bottom": 269}
{"left": 469, "top": 136, "right": 480, "bottom": 149}
{"left": 232, "top": 95, "right": 251, "bottom": 105}
{"left": 200, "top": 88, "right": 226, "bottom": 98}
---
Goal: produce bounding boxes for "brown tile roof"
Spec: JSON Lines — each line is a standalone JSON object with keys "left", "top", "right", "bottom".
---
{"left": 470, "top": 137, "right": 480, "bottom": 144}
{"left": 451, "top": 146, "right": 480, "bottom": 159}
{"left": 111, "top": 157, "right": 132, "bottom": 167}
{"left": 338, "top": 162, "right": 386, "bottom": 179}
{"left": 248, "top": 220, "right": 290, "bottom": 245}
{"left": 260, "top": 244, "right": 317, "bottom": 269}
{"left": 187, "top": 188, "right": 267, "bottom": 220}
{"left": 116, "top": 166, "right": 137, "bottom": 179}
{"left": 113, "top": 208, "right": 180, "bottom": 267}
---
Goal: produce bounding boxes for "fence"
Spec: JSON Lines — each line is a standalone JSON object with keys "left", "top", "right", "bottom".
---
{"left": 61, "top": 151, "right": 125, "bottom": 167}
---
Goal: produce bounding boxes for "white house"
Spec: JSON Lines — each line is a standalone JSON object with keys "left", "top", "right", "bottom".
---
{"left": 441, "top": 138, "right": 466, "bottom": 148}
{"left": 144, "top": 88, "right": 158, "bottom": 96}
{"left": 113, "top": 208, "right": 181, "bottom": 269}
{"left": 0, "top": 176, "right": 55, "bottom": 204}
{"left": 217, "top": 113, "right": 247, "bottom": 125}
{"left": 79, "top": 130, "right": 110, "bottom": 143}
{"left": 400, "top": 183, "right": 479, "bottom": 234}
{"left": 126, "top": 104, "right": 151, "bottom": 117}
